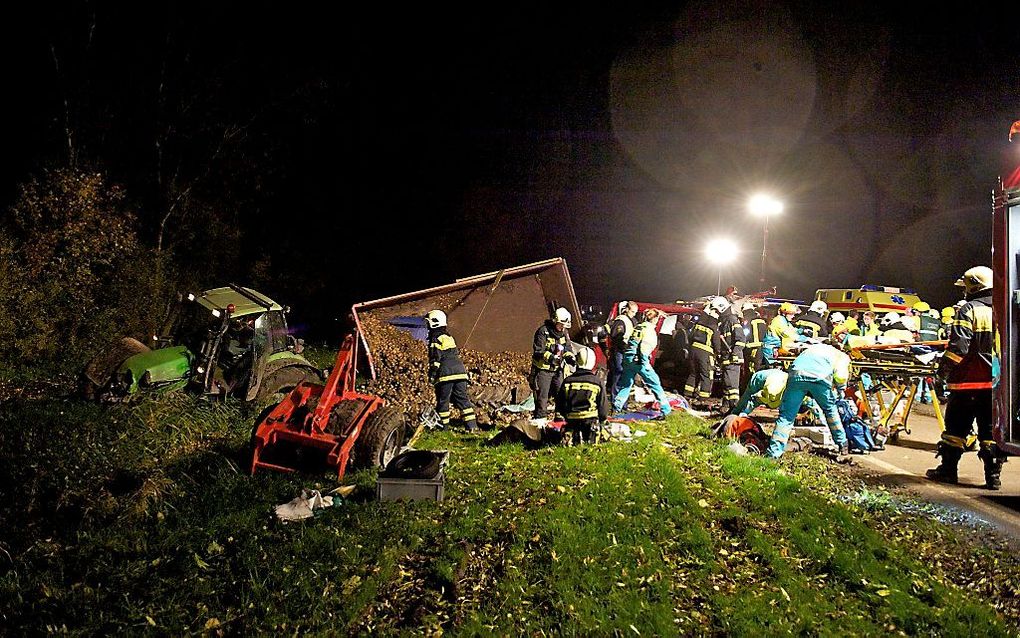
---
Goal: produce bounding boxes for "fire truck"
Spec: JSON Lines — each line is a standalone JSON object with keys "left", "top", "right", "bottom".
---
{"left": 992, "top": 120, "right": 1020, "bottom": 455}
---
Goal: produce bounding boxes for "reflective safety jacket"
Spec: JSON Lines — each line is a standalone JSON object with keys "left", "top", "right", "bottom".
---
{"left": 689, "top": 314, "right": 721, "bottom": 358}
{"left": 794, "top": 311, "right": 829, "bottom": 339}
{"left": 879, "top": 322, "right": 915, "bottom": 344}
{"left": 917, "top": 314, "right": 941, "bottom": 342}
{"left": 556, "top": 369, "right": 609, "bottom": 421}
{"left": 940, "top": 294, "right": 994, "bottom": 391}
{"left": 746, "top": 317, "right": 767, "bottom": 349}
{"left": 427, "top": 328, "right": 469, "bottom": 384}
{"left": 532, "top": 320, "right": 573, "bottom": 371}
{"left": 764, "top": 315, "right": 803, "bottom": 354}
{"left": 720, "top": 315, "right": 745, "bottom": 364}
{"left": 623, "top": 320, "right": 659, "bottom": 363}
{"left": 790, "top": 343, "right": 851, "bottom": 387}
{"left": 609, "top": 314, "right": 635, "bottom": 351}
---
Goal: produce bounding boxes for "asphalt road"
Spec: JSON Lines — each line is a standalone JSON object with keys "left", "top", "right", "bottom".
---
{"left": 854, "top": 406, "right": 1020, "bottom": 545}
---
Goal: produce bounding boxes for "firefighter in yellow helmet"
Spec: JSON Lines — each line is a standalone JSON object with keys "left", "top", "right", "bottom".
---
{"left": 926, "top": 266, "right": 1004, "bottom": 489}
{"left": 760, "top": 302, "right": 806, "bottom": 366}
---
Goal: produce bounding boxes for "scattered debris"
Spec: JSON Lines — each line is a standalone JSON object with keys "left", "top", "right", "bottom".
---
{"left": 274, "top": 489, "right": 335, "bottom": 522}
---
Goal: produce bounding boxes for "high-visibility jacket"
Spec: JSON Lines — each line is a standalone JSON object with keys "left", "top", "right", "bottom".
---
{"left": 746, "top": 317, "right": 767, "bottom": 349}
{"left": 556, "top": 369, "right": 609, "bottom": 421}
{"left": 879, "top": 322, "right": 915, "bottom": 344}
{"left": 940, "top": 294, "right": 994, "bottom": 391}
{"left": 609, "top": 314, "right": 635, "bottom": 351}
{"left": 843, "top": 317, "right": 860, "bottom": 336}
{"left": 720, "top": 315, "right": 745, "bottom": 364}
{"left": 917, "top": 314, "right": 941, "bottom": 342}
{"left": 789, "top": 343, "right": 851, "bottom": 387}
{"left": 532, "top": 321, "right": 572, "bottom": 371}
{"left": 427, "top": 328, "right": 469, "bottom": 384}
{"left": 689, "top": 315, "right": 721, "bottom": 357}
{"left": 766, "top": 315, "right": 802, "bottom": 352}
{"left": 794, "top": 311, "right": 829, "bottom": 338}
{"left": 624, "top": 320, "right": 659, "bottom": 362}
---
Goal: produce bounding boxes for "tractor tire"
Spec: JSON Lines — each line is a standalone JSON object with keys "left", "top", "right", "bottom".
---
{"left": 256, "top": 366, "right": 321, "bottom": 406}
{"left": 354, "top": 405, "right": 406, "bottom": 470}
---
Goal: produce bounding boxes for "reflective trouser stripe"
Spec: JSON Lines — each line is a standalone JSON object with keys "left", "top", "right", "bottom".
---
{"left": 940, "top": 434, "right": 968, "bottom": 449}
{"left": 692, "top": 342, "right": 714, "bottom": 353}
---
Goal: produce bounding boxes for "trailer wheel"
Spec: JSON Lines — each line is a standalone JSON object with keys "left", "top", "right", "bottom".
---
{"left": 256, "top": 366, "right": 321, "bottom": 406}
{"left": 354, "top": 405, "right": 406, "bottom": 469}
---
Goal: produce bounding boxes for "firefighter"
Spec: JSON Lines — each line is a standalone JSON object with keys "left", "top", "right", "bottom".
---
{"left": 761, "top": 302, "right": 805, "bottom": 366}
{"left": 684, "top": 298, "right": 726, "bottom": 407}
{"left": 606, "top": 301, "right": 638, "bottom": 402}
{"left": 795, "top": 300, "right": 830, "bottom": 339}
{"left": 530, "top": 307, "right": 574, "bottom": 424}
{"left": 743, "top": 306, "right": 768, "bottom": 376}
{"left": 425, "top": 310, "right": 477, "bottom": 431}
{"left": 926, "top": 266, "right": 1004, "bottom": 489}
{"left": 940, "top": 306, "right": 956, "bottom": 340}
{"left": 765, "top": 343, "right": 851, "bottom": 458}
{"left": 614, "top": 308, "right": 671, "bottom": 419}
{"left": 878, "top": 312, "right": 915, "bottom": 343}
{"left": 719, "top": 300, "right": 744, "bottom": 413}
{"left": 556, "top": 346, "right": 608, "bottom": 445}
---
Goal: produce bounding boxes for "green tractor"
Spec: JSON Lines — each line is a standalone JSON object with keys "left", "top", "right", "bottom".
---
{"left": 83, "top": 284, "right": 322, "bottom": 403}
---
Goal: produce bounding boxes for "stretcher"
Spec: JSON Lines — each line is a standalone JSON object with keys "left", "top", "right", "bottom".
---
{"left": 774, "top": 341, "right": 947, "bottom": 443}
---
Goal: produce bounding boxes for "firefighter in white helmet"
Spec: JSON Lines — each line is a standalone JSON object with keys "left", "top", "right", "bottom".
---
{"left": 794, "top": 300, "right": 829, "bottom": 339}
{"left": 425, "top": 310, "right": 477, "bottom": 431}
{"left": 555, "top": 346, "right": 608, "bottom": 444}
{"left": 926, "top": 266, "right": 1004, "bottom": 489}
{"left": 683, "top": 298, "right": 726, "bottom": 407}
{"left": 530, "top": 307, "right": 574, "bottom": 423}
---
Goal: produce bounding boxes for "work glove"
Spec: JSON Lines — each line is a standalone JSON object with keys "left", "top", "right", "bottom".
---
{"left": 551, "top": 343, "right": 565, "bottom": 357}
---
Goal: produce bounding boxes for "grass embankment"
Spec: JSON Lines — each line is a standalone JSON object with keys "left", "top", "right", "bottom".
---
{"left": 1, "top": 394, "right": 1018, "bottom": 635}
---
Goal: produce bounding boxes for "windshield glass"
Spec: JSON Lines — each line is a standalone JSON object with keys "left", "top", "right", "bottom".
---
{"left": 167, "top": 302, "right": 222, "bottom": 353}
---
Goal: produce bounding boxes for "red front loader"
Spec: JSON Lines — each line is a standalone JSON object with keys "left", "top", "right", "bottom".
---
{"left": 250, "top": 334, "right": 405, "bottom": 479}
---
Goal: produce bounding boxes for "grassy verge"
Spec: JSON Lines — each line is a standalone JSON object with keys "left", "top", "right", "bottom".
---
{"left": 1, "top": 394, "right": 1017, "bottom": 635}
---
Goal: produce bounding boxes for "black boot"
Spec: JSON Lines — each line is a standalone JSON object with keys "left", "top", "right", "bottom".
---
{"left": 925, "top": 442, "right": 962, "bottom": 484}
{"left": 979, "top": 443, "right": 1007, "bottom": 491}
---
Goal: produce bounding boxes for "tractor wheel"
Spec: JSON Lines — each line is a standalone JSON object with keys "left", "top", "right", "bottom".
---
{"left": 354, "top": 405, "right": 406, "bottom": 469}
{"left": 256, "top": 366, "right": 321, "bottom": 406}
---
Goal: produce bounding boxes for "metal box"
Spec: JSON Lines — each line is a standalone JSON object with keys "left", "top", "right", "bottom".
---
{"left": 376, "top": 471, "right": 445, "bottom": 502}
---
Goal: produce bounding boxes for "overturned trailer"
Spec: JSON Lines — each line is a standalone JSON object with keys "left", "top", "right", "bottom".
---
{"left": 352, "top": 258, "right": 582, "bottom": 380}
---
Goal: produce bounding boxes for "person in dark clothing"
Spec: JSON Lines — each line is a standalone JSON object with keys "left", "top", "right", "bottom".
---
{"left": 743, "top": 307, "right": 767, "bottom": 378}
{"left": 426, "top": 309, "right": 477, "bottom": 431}
{"left": 926, "top": 266, "right": 1003, "bottom": 489}
{"left": 530, "top": 307, "right": 574, "bottom": 423}
{"left": 556, "top": 346, "right": 609, "bottom": 445}
{"left": 606, "top": 301, "right": 638, "bottom": 402}
{"left": 794, "top": 300, "right": 830, "bottom": 339}
{"left": 684, "top": 298, "right": 727, "bottom": 407}
{"left": 719, "top": 303, "right": 745, "bottom": 413}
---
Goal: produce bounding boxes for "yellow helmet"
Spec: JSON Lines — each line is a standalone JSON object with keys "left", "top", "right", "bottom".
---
{"left": 911, "top": 301, "right": 931, "bottom": 313}
{"left": 954, "top": 266, "right": 992, "bottom": 294}
{"left": 941, "top": 306, "right": 955, "bottom": 320}
{"left": 757, "top": 370, "right": 789, "bottom": 408}
{"left": 779, "top": 302, "right": 799, "bottom": 315}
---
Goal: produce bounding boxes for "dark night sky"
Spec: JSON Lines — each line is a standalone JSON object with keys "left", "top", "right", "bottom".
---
{"left": 2, "top": 2, "right": 1018, "bottom": 331}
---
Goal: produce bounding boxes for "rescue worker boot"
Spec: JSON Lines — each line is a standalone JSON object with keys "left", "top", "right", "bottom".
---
{"left": 979, "top": 443, "right": 1007, "bottom": 491}
{"left": 925, "top": 443, "right": 963, "bottom": 485}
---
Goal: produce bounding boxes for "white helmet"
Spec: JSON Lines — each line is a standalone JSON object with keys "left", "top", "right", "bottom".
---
{"left": 829, "top": 312, "right": 846, "bottom": 324}
{"left": 617, "top": 300, "right": 630, "bottom": 314}
{"left": 809, "top": 300, "right": 827, "bottom": 314}
{"left": 881, "top": 312, "right": 900, "bottom": 327}
{"left": 553, "top": 307, "right": 572, "bottom": 328}
{"left": 709, "top": 296, "right": 731, "bottom": 314}
{"left": 425, "top": 309, "right": 447, "bottom": 328}
{"left": 575, "top": 346, "right": 596, "bottom": 371}
{"left": 954, "top": 266, "right": 993, "bottom": 295}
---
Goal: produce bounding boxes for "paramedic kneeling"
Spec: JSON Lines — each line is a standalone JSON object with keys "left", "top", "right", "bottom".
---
{"left": 765, "top": 343, "right": 850, "bottom": 458}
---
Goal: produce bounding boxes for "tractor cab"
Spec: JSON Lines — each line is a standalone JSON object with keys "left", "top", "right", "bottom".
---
{"left": 85, "top": 284, "right": 319, "bottom": 403}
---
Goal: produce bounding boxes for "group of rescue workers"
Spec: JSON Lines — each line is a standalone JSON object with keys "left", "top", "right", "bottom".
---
{"left": 418, "top": 263, "right": 1001, "bottom": 490}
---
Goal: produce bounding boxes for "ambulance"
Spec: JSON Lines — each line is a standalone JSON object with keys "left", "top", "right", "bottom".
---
{"left": 813, "top": 285, "right": 924, "bottom": 314}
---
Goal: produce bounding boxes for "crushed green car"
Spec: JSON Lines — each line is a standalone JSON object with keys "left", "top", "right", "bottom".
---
{"left": 83, "top": 284, "right": 321, "bottom": 403}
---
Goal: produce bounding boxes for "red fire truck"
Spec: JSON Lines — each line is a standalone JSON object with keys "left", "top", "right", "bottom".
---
{"left": 992, "top": 120, "right": 1020, "bottom": 454}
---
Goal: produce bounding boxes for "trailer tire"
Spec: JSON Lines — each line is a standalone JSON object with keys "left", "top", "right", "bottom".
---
{"left": 354, "top": 405, "right": 405, "bottom": 469}
{"left": 256, "top": 366, "right": 321, "bottom": 406}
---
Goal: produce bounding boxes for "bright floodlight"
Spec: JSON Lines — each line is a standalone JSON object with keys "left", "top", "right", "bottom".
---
{"left": 748, "top": 194, "right": 784, "bottom": 216}
{"left": 705, "top": 238, "right": 738, "bottom": 264}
